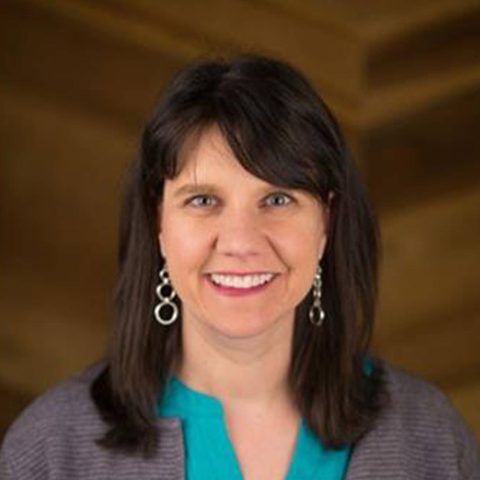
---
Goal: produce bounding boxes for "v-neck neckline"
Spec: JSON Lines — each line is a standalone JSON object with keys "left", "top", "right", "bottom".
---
{"left": 157, "top": 375, "right": 352, "bottom": 480}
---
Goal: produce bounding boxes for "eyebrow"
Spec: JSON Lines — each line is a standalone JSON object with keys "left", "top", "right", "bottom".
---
{"left": 173, "top": 183, "right": 220, "bottom": 198}
{"left": 173, "top": 183, "right": 294, "bottom": 198}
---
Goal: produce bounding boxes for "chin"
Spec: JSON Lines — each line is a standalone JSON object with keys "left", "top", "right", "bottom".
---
{"left": 207, "top": 317, "right": 282, "bottom": 340}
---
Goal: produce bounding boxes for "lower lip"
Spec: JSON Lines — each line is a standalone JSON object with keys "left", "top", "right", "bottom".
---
{"left": 205, "top": 275, "right": 278, "bottom": 297}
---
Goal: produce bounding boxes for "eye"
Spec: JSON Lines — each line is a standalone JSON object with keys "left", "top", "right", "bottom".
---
{"left": 264, "top": 192, "right": 294, "bottom": 207}
{"left": 186, "top": 194, "right": 218, "bottom": 207}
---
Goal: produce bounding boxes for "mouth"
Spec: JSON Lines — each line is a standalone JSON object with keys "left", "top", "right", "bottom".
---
{"left": 205, "top": 272, "right": 279, "bottom": 297}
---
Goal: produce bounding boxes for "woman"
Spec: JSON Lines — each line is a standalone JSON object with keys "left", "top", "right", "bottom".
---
{"left": 1, "top": 55, "right": 479, "bottom": 479}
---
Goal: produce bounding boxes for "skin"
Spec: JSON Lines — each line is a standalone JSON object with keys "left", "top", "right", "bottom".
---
{"left": 157, "top": 124, "right": 330, "bottom": 479}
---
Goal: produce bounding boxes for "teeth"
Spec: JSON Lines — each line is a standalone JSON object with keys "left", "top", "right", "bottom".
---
{"left": 210, "top": 273, "right": 275, "bottom": 289}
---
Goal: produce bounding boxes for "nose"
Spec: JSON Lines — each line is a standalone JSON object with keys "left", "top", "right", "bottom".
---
{"left": 214, "top": 207, "right": 266, "bottom": 259}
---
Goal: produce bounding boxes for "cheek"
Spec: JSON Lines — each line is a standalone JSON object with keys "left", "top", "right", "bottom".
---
{"left": 278, "top": 217, "right": 326, "bottom": 260}
{"left": 160, "top": 216, "right": 211, "bottom": 270}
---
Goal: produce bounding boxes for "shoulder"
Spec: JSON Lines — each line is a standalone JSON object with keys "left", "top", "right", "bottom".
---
{"left": 2, "top": 360, "right": 106, "bottom": 439}
{"left": 0, "top": 362, "right": 183, "bottom": 480}
{"left": 0, "top": 361, "right": 108, "bottom": 478}
{"left": 382, "top": 360, "right": 477, "bottom": 445}
{"left": 348, "top": 358, "right": 480, "bottom": 479}
{"left": 382, "top": 359, "right": 464, "bottom": 419}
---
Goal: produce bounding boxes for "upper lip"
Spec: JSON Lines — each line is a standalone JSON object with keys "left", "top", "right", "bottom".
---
{"left": 206, "top": 271, "right": 278, "bottom": 276}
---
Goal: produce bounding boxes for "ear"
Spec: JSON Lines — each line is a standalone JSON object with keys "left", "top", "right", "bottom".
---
{"left": 318, "top": 195, "right": 333, "bottom": 260}
{"left": 156, "top": 208, "right": 164, "bottom": 256}
{"left": 158, "top": 233, "right": 165, "bottom": 257}
{"left": 318, "top": 234, "right": 328, "bottom": 261}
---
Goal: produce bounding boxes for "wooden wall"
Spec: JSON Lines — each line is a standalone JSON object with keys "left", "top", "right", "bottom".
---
{"left": 1, "top": 0, "right": 479, "bottom": 439}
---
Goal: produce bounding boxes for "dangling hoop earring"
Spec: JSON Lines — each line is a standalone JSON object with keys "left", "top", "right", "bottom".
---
{"left": 154, "top": 265, "right": 179, "bottom": 325}
{"left": 309, "top": 264, "right": 325, "bottom": 326}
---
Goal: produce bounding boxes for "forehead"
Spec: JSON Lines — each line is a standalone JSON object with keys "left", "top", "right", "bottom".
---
{"left": 174, "top": 124, "right": 261, "bottom": 186}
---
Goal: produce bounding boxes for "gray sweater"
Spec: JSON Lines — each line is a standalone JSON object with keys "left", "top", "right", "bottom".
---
{"left": 1, "top": 360, "right": 479, "bottom": 479}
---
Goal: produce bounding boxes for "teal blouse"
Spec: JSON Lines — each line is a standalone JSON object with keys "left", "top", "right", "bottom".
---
{"left": 156, "top": 362, "right": 375, "bottom": 480}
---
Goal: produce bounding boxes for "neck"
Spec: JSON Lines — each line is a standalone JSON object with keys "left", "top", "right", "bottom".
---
{"left": 177, "top": 316, "right": 295, "bottom": 412}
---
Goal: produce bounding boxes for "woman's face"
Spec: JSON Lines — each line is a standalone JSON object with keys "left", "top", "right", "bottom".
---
{"left": 158, "top": 125, "right": 329, "bottom": 340}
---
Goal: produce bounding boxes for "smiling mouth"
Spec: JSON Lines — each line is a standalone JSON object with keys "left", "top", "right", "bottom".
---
{"left": 205, "top": 272, "right": 279, "bottom": 295}
{"left": 208, "top": 272, "right": 276, "bottom": 288}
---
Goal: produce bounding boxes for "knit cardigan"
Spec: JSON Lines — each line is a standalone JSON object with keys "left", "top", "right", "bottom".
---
{"left": 1, "top": 360, "right": 479, "bottom": 479}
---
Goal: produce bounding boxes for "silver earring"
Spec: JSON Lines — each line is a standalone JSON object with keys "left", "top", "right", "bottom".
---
{"left": 154, "top": 265, "right": 179, "bottom": 325}
{"left": 309, "top": 264, "right": 325, "bottom": 326}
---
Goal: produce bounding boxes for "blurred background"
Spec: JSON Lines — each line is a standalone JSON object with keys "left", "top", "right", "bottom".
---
{"left": 1, "top": 0, "right": 479, "bottom": 440}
